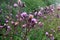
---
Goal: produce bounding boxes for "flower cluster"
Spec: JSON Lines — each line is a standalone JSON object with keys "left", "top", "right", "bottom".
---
{"left": 0, "top": 0, "right": 60, "bottom": 40}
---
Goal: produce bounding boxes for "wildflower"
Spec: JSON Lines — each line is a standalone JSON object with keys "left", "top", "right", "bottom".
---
{"left": 34, "top": 12, "right": 37, "bottom": 16}
{"left": 22, "top": 24, "right": 27, "bottom": 28}
{"left": 11, "top": 21, "right": 15, "bottom": 25}
{"left": 49, "top": 34, "right": 54, "bottom": 40}
{"left": 0, "top": 26, "right": 3, "bottom": 28}
{"left": 31, "top": 18, "right": 37, "bottom": 24}
{"left": 14, "top": 21, "right": 19, "bottom": 26}
{"left": 5, "top": 20, "right": 9, "bottom": 23}
{"left": 38, "top": 11, "right": 43, "bottom": 17}
{"left": 19, "top": 18, "right": 23, "bottom": 21}
{"left": 21, "top": 12, "right": 28, "bottom": 19}
{"left": 38, "top": 22, "right": 43, "bottom": 27}
{"left": 5, "top": 26, "right": 11, "bottom": 36}
{"left": 18, "top": 0, "right": 25, "bottom": 7}
{"left": 29, "top": 14, "right": 34, "bottom": 19}
{"left": 7, "top": 26, "right": 11, "bottom": 29}
{"left": 49, "top": 34, "right": 53, "bottom": 37}
{"left": 18, "top": 0, "right": 22, "bottom": 5}
{"left": 43, "top": 16, "right": 47, "bottom": 19}
{"left": 13, "top": 3, "right": 18, "bottom": 7}
{"left": 45, "top": 32, "right": 49, "bottom": 36}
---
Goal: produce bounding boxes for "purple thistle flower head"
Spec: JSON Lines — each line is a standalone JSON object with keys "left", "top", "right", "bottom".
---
{"left": 31, "top": 18, "right": 37, "bottom": 24}
{"left": 21, "top": 12, "right": 28, "bottom": 19}
{"left": 38, "top": 11, "right": 43, "bottom": 17}
{"left": 34, "top": 12, "right": 37, "bottom": 16}
{"left": 5, "top": 20, "right": 9, "bottom": 23}
{"left": 0, "top": 26, "right": 3, "bottom": 28}
{"left": 45, "top": 32, "right": 49, "bottom": 36}
{"left": 13, "top": 3, "right": 18, "bottom": 7}
{"left": 7, "top": 26, "right": 10, "bottom": 29}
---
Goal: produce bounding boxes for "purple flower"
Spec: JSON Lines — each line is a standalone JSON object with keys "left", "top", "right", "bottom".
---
{"left": 45, "top": 32, "right": 49, "bottom": 36}
{"left": 7, "top": 26, "right": 10, "bottom": 29}
{"left": 0, "top": 26, "right": 3, "bottom": 28}
{"left": 21, "top": 12, "right": 28, "bottom": 19}
{"left": 38, "top": 11, "right": 43, "bottom": 17}
{"left": 18, "top": 0, "right": 25, "bottom": 7}
{"left": 49, "top": 5, "right": 54, "bottom": 13}
{"left": 13, "top": 3, "right": 18, "bottom": 7}
{"left": 34, "top": 12, "right": 37, "bottom": 16}
{"left": 31, "top": 18, "right": 37, "bottom": 24}
{"left": 5, "top": 20, "right": 9, "bottom": 23}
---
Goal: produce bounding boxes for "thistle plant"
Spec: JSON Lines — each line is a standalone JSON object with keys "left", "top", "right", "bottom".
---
{"left": 0, "top": 0, "right": 60, "bottom": 40}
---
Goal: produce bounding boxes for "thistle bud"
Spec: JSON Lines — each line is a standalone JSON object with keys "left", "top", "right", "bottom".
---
{"left": 18, "top": 0, "right": 25, "bottom": 7}
{"left": 14, "top": 22, "right": 19, "bottom": 26}
{"left": 38, "top": 22, "right": 43, "bottom": 27}
{"left": 49, "top": 34, "right": 53, "bottom": 37}
{"left": 22, "top": 24, "right": 27, "bottom": 28}
{"left": 11, "top": 21, "right": 15, "bottom": 25}
{"left": 29, "top": 14, "right": 34, "bottom": 19}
